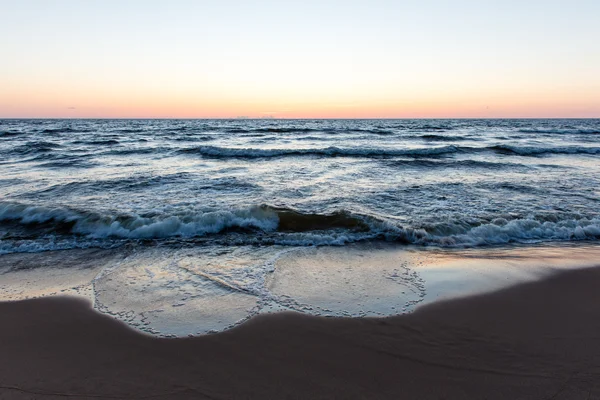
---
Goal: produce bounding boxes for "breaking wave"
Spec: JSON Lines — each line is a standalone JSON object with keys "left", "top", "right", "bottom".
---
{"left": 177, "top": 144, "right": 600, "bottom": 159}
{"left": 1, "top": 202, "right": 599, "bottom": 253}
{"left": 177, "top": 145, "right": 460, "bottom": 158}
{"left": 8, "top": 142, "right": 600, "bottom": 163}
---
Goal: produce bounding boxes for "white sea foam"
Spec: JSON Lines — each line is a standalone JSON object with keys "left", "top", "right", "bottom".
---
{"left": 1, "top": 202, "right": 600, "bottom": 253}
{"left": 412, "top": 217, "right": 600, "bottom": 246}
{"left": 0, "top": 202, "right": 280, "bottom": 239}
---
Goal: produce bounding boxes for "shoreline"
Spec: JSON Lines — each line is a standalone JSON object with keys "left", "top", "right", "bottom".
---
{"left": 3, "top": 265, "right": 600, "bottom": 399}
{"left": 5, "top": 242, "right": 600, "bottom": 338}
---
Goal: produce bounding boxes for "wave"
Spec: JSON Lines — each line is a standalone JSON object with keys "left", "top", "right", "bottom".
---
{"left": 37, "top": 159, "right": 98, "bottom": 169}
{"left": 0, "top": 131, "right": 26, "bottom": 137}
{"left": 418, "top": 134, "right": 471, "bottom": 141}
{"left": 40, "top": 127, "right": 88, "bottom": 134}
{"left": 413, "top": 125, "right": 453, "bottom": 132}
{"left": 489, "top": 145, "right": 600, "bottom": 156}
{"left": 110, "top": 128, "right": 147, "bottom": 133}
{"left": 266, "top": 216, "right": 600, "bottom": 247}
{"left": 1, "top": 202, "right": 599, "bottom": 253}
{"left": 0, "top": 203, "right": 279, "bottom": 239}
{"left": 103, "top": 147, "right": 164, "bottom": 156}
{"left": 385, "top": 159, "right": 528, "bottom": 170}
{"left": 24, "top": 173, "right": 257, "bottom": 195}
{"left": 5, "top": 142, "right": 600, "bottom": 164}
{"left": 519, "top": 128, "right": 600, "bottom": 135}
{"left": 355, "top": 128, "right": 396, "bottom": 135}
{"left": 275, "top": 208, "right": 369, "bottom": 232}
{"left": 0, "top": 203, "right": 370, "bottom": 239}
{"left": 10, "top": 141, "right": 63, "bottom": 155}
{"left": 416, "top": 216, "right": 600, "bottom": 246}
{"left": 224, "top": 127, "right": 397, "bottom": 135}
{"left": 170, "top": 135, "right": 216, "bottom": 142}
{"left": 225, "top": 127, "right": 314, "bottom": 134}
{"left": 177, "top": 145, "right": 460, "bottom": 158}
{"left": 72, "top": 139, "right": 120, "bottom": 146}
{"left": 226, "top": 127, "right": 333, "bottom": 134}
{"left": 165, "top": 126, "right": 191, "bottom": 132}
{"left": 177, "top": 144, "right": 600, "bottom": 159}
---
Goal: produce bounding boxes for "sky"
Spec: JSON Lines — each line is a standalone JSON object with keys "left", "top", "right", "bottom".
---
{"left": 1, "top": 0, "right": 599, "bottom": 118}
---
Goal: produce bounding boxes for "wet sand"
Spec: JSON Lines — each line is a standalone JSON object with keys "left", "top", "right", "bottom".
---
{"left": 2, "top": 266, "right": 600, "bottom": 399}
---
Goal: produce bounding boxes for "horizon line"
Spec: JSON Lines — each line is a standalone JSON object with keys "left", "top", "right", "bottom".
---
{"left": 1, "top": 117, "right": 599, "bottom": 120}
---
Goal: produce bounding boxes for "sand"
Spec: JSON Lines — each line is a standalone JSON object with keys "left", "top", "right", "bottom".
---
{"left": 2, "top": 266, "right": 600, "bottom": 399}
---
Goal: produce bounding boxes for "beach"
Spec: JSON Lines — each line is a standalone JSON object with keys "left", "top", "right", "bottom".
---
{"left": 1, "top": 119, "right": 599, "bottom": 398}
{"left": 2, "top": 265, "right": 600, "bottom": 399}
{"left": 2, "top": 0, "right": 600, "bottom": 396}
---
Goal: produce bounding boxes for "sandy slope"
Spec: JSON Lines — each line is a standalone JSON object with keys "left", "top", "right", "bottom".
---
{"left": 2, "top": 266, "right": 600, "bottom": 399}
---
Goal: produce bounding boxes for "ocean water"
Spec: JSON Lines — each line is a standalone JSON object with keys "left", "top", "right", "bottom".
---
{"left": 1, "top": 118, "right": 600, "bottom": 335}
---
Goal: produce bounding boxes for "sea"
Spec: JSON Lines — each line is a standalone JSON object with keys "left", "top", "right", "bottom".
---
{"left": 1, "top": 118, "right": 600, "bottom": 335}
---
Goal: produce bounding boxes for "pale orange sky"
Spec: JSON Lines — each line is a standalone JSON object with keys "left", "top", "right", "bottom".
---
{"left": 1, "top": 0, "right": 599, "bottom": 118}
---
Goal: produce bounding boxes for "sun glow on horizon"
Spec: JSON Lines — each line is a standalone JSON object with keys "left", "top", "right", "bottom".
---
{"left": 1, "top": 0, "right": 599, "bottom": 119}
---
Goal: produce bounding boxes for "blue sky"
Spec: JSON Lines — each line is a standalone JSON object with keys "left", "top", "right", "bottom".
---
{"left": 1, "top": 0, "right": 599, "bottom": 117}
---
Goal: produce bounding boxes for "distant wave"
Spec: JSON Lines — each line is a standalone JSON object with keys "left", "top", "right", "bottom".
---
{"left": 6, "top": 142, "right": 600, "bottom": 162}
{"left": 40, "top": 127, "right": 88, "bottom": 134}
{"left": 10, "top": 141, "right": 62, "bottom": 155}
{"left": 418, "top": 134, "right": 471, "bottom": 141}
{"left": 72, "top": 139, "right": 120, "bottom": 146}
{"left": 225, "top": 127, "right": 397, "bottom": 135}
{"left": 23, "top": 174, "right": 257, "bottom": 195}
{"left": 103, "top": 147, "right": 163, "bottom": 156}
{"left": 177, "top": 145, "right": 460, "bottom": 158}
{"left": 177, "top": 144, "right": 600, "bottom": 159}
{"left": 384, "top": 159, "right": 530, "bottom": 170}
{"left": 37, "top": 160, "right": 98, "bottom": 169}
{"left": 38, "top": 127, "right": 100, "bottom": 134}
{"left": 519, "top": 128, "right": 600, "bottom": 135}
{"left": 165, "top": 126, "right": 191, "bottom": 132}
{"left": 169, "top": 135, "right": 216, "bottom": 142}
{"left": 0, "top": 131, "right": 26, "bottom": 137}
{"left": 110, "top": 128, "right": 147, "bottom": 133}
{"left": 226, "top": 127, "right": 318, "bottom": 134}
{"left": 28, "top": 153, "right": 90, "bottom": 163}
{"left": 489, "top": 144, "right": 600, "bottom": 156}
{"left": 412, "top": 125, "right": 453, "bottom": 132}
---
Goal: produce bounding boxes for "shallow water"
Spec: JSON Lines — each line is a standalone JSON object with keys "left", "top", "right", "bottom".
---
{"left": 2, "top": 242, "right": 600, "bottom": 336}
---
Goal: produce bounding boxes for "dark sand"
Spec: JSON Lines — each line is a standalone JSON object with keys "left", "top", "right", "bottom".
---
{"left": 2, "top": 267, "right": 600, "bottom": 399}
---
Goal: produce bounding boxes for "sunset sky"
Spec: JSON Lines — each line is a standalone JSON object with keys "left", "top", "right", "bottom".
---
{"left": 1, "top": 0, "right": 599, "bottom": 118}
